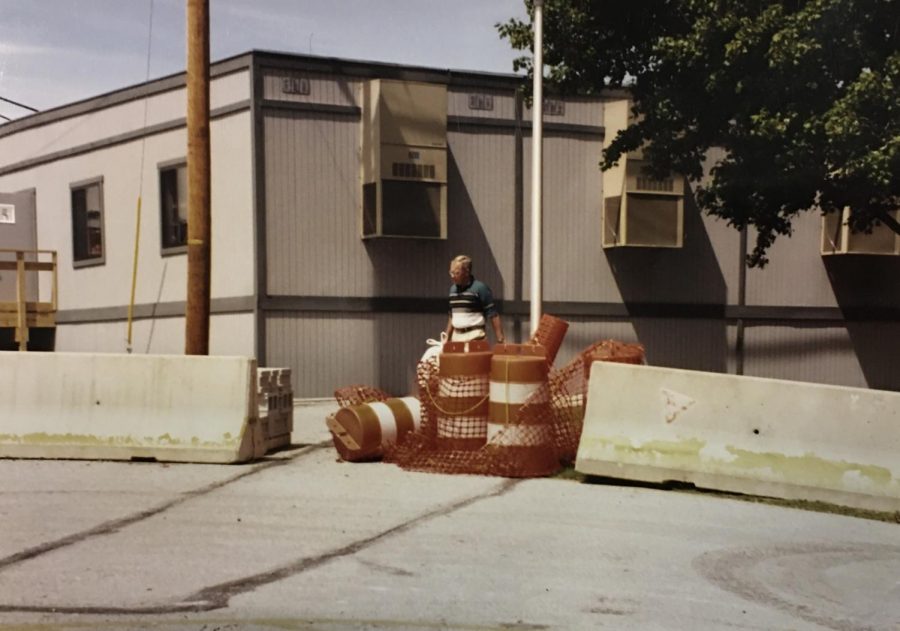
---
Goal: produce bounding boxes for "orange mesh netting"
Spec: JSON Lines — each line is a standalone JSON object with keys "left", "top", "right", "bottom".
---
{"left": 334, "top": 385, "right": 392, "bottom": 408}
{"left": 336, "top": 338, "right": 645, "bottom": 478}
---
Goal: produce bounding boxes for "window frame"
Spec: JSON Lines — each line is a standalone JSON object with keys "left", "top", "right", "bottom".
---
{"left": 70, "top": 176, "right": 106, "bottom": 268}
{"left": 158, "top": 158, "right": 189, "bottom": 256}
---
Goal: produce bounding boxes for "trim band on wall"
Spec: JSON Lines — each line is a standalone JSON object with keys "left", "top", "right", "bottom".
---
{"left": 50, "top": 296, "right": 900, "bottom": 327}
{"left": 0, "top": 102, "right": 252, "bottom": 178}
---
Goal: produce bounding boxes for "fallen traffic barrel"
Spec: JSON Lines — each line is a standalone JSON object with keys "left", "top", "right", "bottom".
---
{"left": 327, "top": 396, "right": 421, "bottom": 462}
{"left": 433, "top": 339, "right": 492, "bottom": 450}
{"left": 486, "top": 344, "right": 559, "bottom": 477}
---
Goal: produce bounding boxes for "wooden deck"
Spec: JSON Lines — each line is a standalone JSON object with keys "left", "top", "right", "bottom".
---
{"left": 0, "top": 249, "right": 57, "bottom": 350}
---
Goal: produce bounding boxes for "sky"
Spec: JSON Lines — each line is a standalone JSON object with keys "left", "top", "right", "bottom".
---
{"left": 0, "top": 0, "right": 530, "bottom": 121}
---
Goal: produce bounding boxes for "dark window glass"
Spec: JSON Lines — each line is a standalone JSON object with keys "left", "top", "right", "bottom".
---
{"left": 71, "top": 181, "right": 104, "bottom": 263}
{"left": 160, "top": 164, "right": 188, "bottom": 249}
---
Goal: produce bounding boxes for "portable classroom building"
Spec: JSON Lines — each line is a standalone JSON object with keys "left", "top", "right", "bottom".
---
{"left": 0, "top": 51, "right": 897, "bottom": 396}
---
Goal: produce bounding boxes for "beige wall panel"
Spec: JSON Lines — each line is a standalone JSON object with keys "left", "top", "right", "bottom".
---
{"left": 55, "top": 313, "right": 255, "bottom": 357}
{"left": 0, "top": 113, "right": 254, "bottom": 311}
{"left": 0, "top": 71, "right": 249, "bottom": 167}
{"left": 262, "top": 70, "right": 361, "bottom": 107}
{"left": 745, "top": 211, "right": 838, "bottom": 307}
{"left": 265, "top": 312, "right": 447, "bottom": 398}
{"left": 447, "top": 88, "right": 516, "bottom": 119}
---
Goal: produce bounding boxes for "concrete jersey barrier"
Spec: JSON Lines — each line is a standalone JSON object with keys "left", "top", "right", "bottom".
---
{"left": 0, "top": 351, "right": 264, "bottom": 463}
{"left": 576, "top": 362, "right": 900, "bottom": 513}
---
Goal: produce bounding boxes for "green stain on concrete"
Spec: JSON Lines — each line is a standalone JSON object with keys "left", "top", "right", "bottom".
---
{"left": 724, "top": 446, "right": 894, "bottom": 489}
{"left": 583, "top": 435, "right": 707, "bottom": 469}
{"left": 581, "top": 435, "right": 896, "bottom": 491}
{"left": 0, "top": 431, "right": 240, "bottom": 449}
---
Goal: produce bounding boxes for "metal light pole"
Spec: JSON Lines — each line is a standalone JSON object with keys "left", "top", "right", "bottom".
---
{"left": 530, "top": 0, "right": 544, "bottom": 336}
{"left": 185, "top": 0, "right": 211, "bottom": 355}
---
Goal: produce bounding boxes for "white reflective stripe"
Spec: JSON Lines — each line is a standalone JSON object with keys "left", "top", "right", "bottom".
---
{"left": 490, "top": 380, "right": 540, "bottom": 404}
{"left": 399, "top": 396, "right": 422, "bottom": 431}
{"left": 368, "top": 401, "right": 398, "bottom": 445}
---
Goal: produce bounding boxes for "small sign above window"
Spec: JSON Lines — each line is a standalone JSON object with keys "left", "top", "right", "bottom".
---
{"left": 544, "top": 98, "right": 565, "bottom": 116}
{"left": 0, "top": 204, "right": 14, "bottom": 224}
{"left": 282, "top": 77, "right": 311, "bottom": 95}
{"left": 468, "top": 93, "right": 494, "bottom": 111}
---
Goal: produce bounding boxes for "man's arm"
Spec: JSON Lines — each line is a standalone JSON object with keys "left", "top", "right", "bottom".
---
{"left": 444, "top": 315, "right": 454, "bottom": 339}
{"left": 490, "top": 314, "right": 505, "bottom": 344}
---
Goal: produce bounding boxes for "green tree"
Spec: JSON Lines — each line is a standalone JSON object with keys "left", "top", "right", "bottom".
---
{"left": 499, "top": 0, "right": 900, "bottom": 266}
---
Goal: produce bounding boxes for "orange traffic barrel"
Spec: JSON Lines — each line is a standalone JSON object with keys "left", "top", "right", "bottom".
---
{"left": 433, "top": 339, "right": 492, "bottom": 450}
{"left": 327, "top": 396, "right": 421, "bottom": 462}
{"left": 486, "top": 344, "right": 559, "bottom": 477}
{"left": 529, "top": 313, "right": 569, "bottom": 366}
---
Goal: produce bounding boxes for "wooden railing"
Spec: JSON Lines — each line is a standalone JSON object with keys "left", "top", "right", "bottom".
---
{"left": 0, "top": 249, "right": 58, "bottom": 351}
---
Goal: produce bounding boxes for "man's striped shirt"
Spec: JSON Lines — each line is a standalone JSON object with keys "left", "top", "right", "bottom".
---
{"left": 449, "top": 278, "right": 497, "bottom": 329}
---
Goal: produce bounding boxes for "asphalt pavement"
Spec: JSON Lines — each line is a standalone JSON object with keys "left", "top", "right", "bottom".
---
{"left": 0, "top": 399, "right": 898, "bottom": 631}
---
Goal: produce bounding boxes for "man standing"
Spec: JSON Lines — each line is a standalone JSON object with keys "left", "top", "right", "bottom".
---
{"left": 444, "top": 254, "right": 505, "bottom": 344}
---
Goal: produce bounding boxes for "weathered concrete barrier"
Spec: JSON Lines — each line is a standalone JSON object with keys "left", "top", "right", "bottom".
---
{"left": 0, "top": 351, "right": 265, "bottom": 463}
{"left": 576, "top": 362, "right": 900, "bottom": 512}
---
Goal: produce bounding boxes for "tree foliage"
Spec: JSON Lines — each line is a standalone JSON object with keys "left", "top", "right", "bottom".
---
{"left": 498, "top": 0, "right": 900, "bottom": 266}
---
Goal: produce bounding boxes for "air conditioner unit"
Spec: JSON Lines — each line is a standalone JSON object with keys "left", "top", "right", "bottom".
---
{"left": 821, "top": 207, "right": 900, "bottom": 256}
{"left": 601, "top": 100, "right": 684, "bottom": 248}
{"left": 361, "top": 79, "right": 448, "bottom": 239}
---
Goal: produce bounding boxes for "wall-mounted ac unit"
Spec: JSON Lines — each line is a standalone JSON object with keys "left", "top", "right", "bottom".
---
{"left": 821, "top": 207, "right": 900, "bottom": 256}
{"left": 601, "top": 100, "right": 684, "bottom": 248}
{"left": 361, "top": 79, "right": 448, "bottom": 239}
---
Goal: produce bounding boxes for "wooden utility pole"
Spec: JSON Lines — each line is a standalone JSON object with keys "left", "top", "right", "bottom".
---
{"left": 185, "top": 0, "right": 211, "bottom": 355}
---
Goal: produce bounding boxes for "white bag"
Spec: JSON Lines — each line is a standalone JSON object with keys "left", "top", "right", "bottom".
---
{"left": 420, "top": 331, "right": 447, "bottom": 365}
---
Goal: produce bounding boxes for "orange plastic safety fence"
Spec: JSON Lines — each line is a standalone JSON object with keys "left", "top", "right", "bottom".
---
{"left": 333, "top": 384, "right": 392, "bottom": 408}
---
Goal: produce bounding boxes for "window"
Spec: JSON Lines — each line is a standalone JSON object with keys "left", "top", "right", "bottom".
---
{"left": 71, "top": 178, "right": 105, "bottom": 266}
{"left": 159, "top": 162, "right": 188, "bottom": 252}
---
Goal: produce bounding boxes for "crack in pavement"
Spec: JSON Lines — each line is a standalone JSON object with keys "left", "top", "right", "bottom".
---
{"left": 0, "top": 442, "right": 331, "bottom": 574}
{"left": 0, "top": 477, "right": 522, "bottom": 615}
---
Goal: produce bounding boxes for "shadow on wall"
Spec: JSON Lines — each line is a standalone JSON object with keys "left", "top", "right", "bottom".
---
{"left": 363, "top": 148, "right": 503, "bottom": 394}
{"left": 824, "top": 255, "right": 900, "bottom": 391}
{"left": 603, "top": 189, "right": 729, "bottom": 372}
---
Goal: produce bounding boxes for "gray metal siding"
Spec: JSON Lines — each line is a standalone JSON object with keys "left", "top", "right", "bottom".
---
{"left": 445, "top": 129, "right": 517, "bottom": 299}
{"left": 552, "top": 317, "right": 738, "bottom": 374}
{"left": 523, "top": 97, "right": 604, "bottom": 127}
{"left": 743, "top": 325, "right": 865, "bottom": 387}
{"left": 264, "top": 110, "right": 362, "bottom": 296}
{"left": 746, "top": 211, "right": 840, "bottom": 307}
{"left": 262, "top": 70, "right": 360, "bottom": 107}
{"left": 262, "top": 115, "right": 517, "bottom": 301}
{"left": 255, "top": 56, "right": 898, "bottom": 395}
{"left": 448, "top": 88, "right": 516, "bottom": 119}
{"left": 743, "top": 322, "right": 900, "bottom": 390}
{"left": 539, "top": 133, "right": 608, "bottom": 303}
{"left": 266, "top": 311, "right": 447, "bottom": 397}
{"left": 522, "top": 136, "right": 741, "bottom": 307}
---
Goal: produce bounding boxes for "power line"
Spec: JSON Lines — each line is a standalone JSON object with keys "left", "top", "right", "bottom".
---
{"left": 0, "top": 113, "right": 11, "bottom": 122}
{"left": 0, "top": 95, "right": 38, "bottom": 112}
